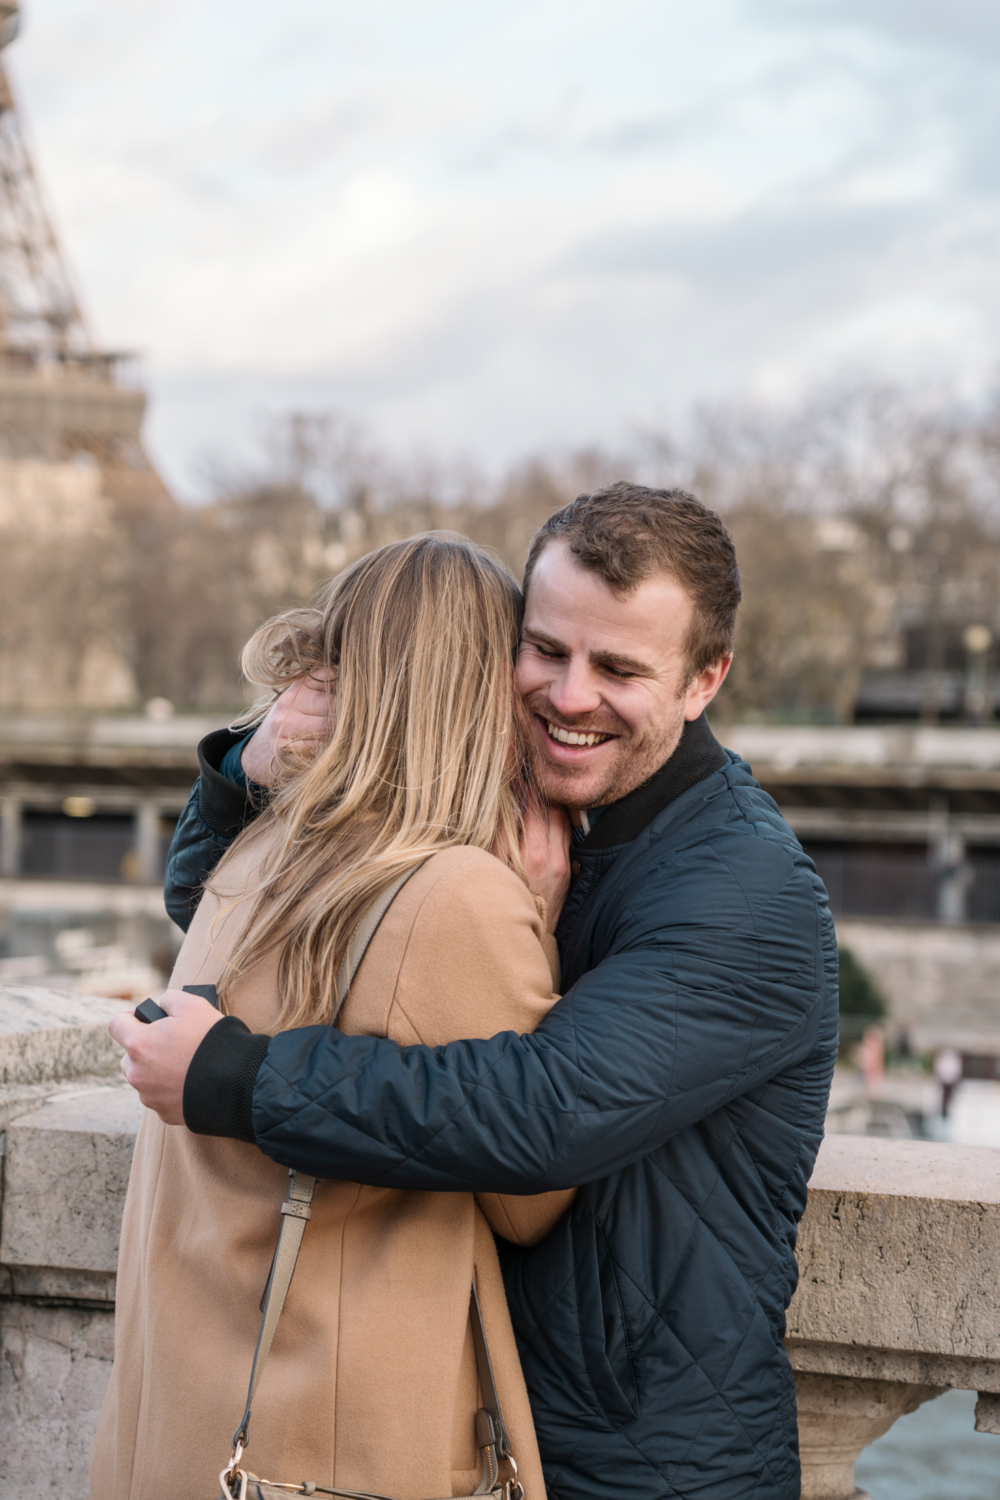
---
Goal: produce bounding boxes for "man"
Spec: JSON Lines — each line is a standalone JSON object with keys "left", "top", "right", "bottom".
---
{"left": 114, "top": 483, "right": 838, "bottom": 1500}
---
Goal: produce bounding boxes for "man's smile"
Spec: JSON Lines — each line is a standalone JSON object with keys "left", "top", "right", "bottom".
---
{"left": 540, "top": 715, "right": 617, "bottom": 754}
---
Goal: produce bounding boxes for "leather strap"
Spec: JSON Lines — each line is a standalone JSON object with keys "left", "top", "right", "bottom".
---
{"left": 232, "top": 868, "right": 426, "bottom": 1453}
{"left": 333, "top": 862, "right": 428, "bottom": 1016}
{"left": 233, "top": 1169, "right": 317, "bottom": 1448}
{"left": 470, "top": 1281, "right": 512, "bottom": 1495}
{"left": 227, "top": 857, "right": 519, "bottom": 1498}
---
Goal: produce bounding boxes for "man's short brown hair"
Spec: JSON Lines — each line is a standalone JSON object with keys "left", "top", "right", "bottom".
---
{"left": 523, "top": 481, "right": 741, "bottom": 677}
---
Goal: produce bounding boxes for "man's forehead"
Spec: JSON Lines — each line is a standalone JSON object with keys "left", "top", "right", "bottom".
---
{"left": 523, "top": 541, "right": 692, "bottom": 651}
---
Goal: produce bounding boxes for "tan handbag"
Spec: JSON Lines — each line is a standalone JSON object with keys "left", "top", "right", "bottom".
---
{"left": 218, "top": 865, "right": 525, "bottom": 1500}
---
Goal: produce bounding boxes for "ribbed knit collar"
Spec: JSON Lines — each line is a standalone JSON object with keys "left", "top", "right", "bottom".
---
{"left": 575, "top": 712, "right": 728, "bottom": 852}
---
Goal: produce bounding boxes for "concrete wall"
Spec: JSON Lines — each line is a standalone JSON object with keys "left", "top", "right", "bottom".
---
{"left": 837, "top": 918, "right": 1000, "bottom": 1048}
{"left": 0, "top": 986, "right": 131, "bottom": 1500}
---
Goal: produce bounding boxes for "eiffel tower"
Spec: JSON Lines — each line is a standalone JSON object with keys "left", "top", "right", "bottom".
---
{"left": 0, "top": 2, "right": 173, "bottom": 712}
{"left": 0, "top": 0, "right": 147, "bottom": 456}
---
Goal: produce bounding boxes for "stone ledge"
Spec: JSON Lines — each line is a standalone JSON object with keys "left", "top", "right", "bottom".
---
{"left": 0, "top": 985, "right": 128, "bottom": 1098}
{"left": 790, "top": 1135, "right": 1000, "bottom": 1499}
{"left": 788, "top": 1135, "right": 1000, "bottom": 1364}
{"left": 0, "top": 1265, "right": 117, "bottom": 1303}
{"left": 0, "top": 1085, "right": 141, "bottom": 1276}
{"left": 786, "top": 1339, "right": 1000, "bottom": 1395}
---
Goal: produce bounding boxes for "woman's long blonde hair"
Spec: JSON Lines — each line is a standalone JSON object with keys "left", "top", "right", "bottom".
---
{"left": 212, "top": 532, "right": 530, "bottom": 1029}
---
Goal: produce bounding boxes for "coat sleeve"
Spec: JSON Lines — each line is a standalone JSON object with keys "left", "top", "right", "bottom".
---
{"left": 164, "top": 729, "right": 264, "bottom": 931}
{"left": 242, "top": 832, "right": 836, "bottom": 1193}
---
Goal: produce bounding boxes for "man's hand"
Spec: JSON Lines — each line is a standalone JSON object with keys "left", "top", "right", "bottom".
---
{"left": 520, "top": 794, "right": 571, "bottom": 933}
{"left": 240, "top": 670, "right": 337, "bottom": 787}
{"left": 109, "top": 991, "right": 223, "bottom": 1125}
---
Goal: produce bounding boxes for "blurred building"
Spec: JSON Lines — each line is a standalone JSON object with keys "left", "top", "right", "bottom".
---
{"left": 0, "top": 710, "right": 225, "bottom": 996}
{"left": 726, "top": 724, "right": 1000, "bottom": 925}
{"left": 723, "top": 723, "right": 1000, "bottom": 1062}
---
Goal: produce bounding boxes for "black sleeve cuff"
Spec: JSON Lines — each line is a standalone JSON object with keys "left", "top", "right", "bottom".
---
{"left": 196, "top": 727, "right": 268, "bottom": 840}
{"left": 183, "top": 1015, "right": 271, "bottom": 1142}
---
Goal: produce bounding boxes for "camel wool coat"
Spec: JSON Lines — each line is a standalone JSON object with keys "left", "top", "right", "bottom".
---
{"left": 90, "top": 833, "right": 572, "bottom": 1500}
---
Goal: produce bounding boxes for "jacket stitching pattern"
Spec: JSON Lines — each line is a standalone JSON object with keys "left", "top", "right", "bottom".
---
{"left": 607, "top": 1244, "right": 784, "bottom": 1484}
{"left": 594, "top": 1217, "right": 641, "bottom": 1419}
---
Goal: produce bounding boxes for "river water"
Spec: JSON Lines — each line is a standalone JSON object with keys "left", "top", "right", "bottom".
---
{"left": 855, "top": 1388, "right": 1000, "bottom": 1498}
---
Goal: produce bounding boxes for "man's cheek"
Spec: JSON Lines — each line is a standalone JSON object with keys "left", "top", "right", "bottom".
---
{"left": 515, "top": 657, "right": 539, "bottom": 696}
{"left": 514, "top": 659, "right": 544, "bottom": 698}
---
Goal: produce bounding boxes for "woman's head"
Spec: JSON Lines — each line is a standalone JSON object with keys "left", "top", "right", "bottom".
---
{"left": 216, "top": 533, "right": 529, "bottom": 1028}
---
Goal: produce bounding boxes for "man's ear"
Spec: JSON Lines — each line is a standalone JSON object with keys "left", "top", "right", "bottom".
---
{"left": 683, "top": 654, "right": 733, "bottom": 721}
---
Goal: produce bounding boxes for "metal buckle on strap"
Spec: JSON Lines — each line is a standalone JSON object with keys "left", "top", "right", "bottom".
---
{"left": 220, "top": 1457, "right": 248, "bottom": 1500}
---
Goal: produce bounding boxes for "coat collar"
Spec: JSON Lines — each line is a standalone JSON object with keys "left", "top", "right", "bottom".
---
{"left": 576, "top": 711, "right": 728, "bottom": 853}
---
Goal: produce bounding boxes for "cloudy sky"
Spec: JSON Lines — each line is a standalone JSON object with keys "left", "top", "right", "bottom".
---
{"left": 11, "top": 0, "right": 1000, "bottom": 495}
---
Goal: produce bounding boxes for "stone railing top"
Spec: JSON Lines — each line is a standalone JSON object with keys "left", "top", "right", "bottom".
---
{"left": 0, "top": 984, "right": 126, "bottom": 1037}
{"left": 790, "top": 1135, "right": 1000, "bottom": 1385}
{"left": 0, "top": 1084, "right": 141, "bottom": 1294}
{"left": 720, "top": 722, "right": 1000, "bottom": 772}
{"left": 809, "top": 1132, "right": 1000, "bottom": 1204}
{"left": 0, "top": 712, "right": 229, "bottom": 752}
{"left": 0, "top": 985, "right": 127, "bottom": 1091}
{"left": 0, "top": 984, "right": 129, "bottom": 1129}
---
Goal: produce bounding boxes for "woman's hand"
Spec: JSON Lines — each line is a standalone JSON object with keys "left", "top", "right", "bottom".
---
{"left": 519, "top": 794, "right": 572, "bottom": 933}
{"left": 240, "top": 669, "right": 337, "bottom": 787}
{"left": 109, "top": 991, "right": 223, "bottom": 1126}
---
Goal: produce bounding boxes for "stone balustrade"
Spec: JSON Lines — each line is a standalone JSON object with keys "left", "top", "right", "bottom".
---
{"left": 1, "top": 986, "right": 999, "bottom": 1499}
{"left": 788, "top": 1133, "right": 1000, "bottom": 1499}
{"left": 0, "top": 986, "right": 134, "bottom": 1499}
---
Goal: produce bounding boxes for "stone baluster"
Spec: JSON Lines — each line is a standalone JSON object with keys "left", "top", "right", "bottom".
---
{"left": 787, "top": 1133, "right": 1000, "bottom": 1499}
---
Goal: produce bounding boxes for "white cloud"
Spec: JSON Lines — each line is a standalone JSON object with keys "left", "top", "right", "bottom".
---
{"left": 7, "top": 0, "right": 1000, "bottom": 494}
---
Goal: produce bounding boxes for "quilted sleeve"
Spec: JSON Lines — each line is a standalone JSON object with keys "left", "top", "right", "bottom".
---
{"left": 248, "top": 830, "right": 838, "bottom": 1193}
{"left": 163, "top": 783, "right": 232, "bottom": 930}
{"left": 163, "top": 729, "right": 264, "bottom": 930}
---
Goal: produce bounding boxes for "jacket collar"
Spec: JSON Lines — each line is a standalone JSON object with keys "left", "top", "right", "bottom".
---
{"left": 576, "top": 712, "right": 728, "bottom": 853}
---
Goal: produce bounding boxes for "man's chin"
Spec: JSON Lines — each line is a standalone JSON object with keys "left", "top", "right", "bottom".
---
{"left": 534, "top": 759, "right": 616, "bottom": 811}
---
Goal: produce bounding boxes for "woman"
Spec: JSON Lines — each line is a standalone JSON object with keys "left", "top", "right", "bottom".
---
{"left": 91, "top": 534, "right": 573, "bottom": 1500}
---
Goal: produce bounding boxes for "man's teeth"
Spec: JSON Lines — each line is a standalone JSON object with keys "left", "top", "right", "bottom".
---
{"left": 547, "top": 721, "right": 611, "bottom": 747}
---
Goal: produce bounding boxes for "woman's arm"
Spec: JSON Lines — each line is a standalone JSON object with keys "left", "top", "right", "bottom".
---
{"left": 475, "top": 1187, "right": 575, "bottom": 1246}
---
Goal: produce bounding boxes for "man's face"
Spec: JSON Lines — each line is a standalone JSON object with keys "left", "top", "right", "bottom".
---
{"left": 516, "top": 540, "right": 730, "bottom": 809}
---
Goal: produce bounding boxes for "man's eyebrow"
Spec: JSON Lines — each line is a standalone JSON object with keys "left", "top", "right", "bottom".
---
{"left": 521, "top": 627, "right": 569, "bottom": 653}
{"left": 590, "top": 649, "right": 655, "bottom": 676}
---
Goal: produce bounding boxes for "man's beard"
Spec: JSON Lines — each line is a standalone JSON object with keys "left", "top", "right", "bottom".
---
{"left": 524, "top": 691, "right": 687, "bottom": 809}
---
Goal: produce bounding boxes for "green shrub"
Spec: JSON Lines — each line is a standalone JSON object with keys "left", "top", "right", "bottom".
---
{"left": 838, "top": 946, "right": 886, "bottom": 1020}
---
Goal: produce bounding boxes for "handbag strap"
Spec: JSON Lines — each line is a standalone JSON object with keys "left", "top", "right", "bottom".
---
{"left": 226, "top": 857, "right": 524, "bottom": 1500}
{"left": 231, "top": 862, "right": 427, "bottom": 1457}
{"left": 333, "top": 862, "right": 427, "bottom": 1016}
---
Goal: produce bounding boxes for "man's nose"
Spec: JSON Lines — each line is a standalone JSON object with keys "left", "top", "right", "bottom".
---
{"left": 547, "top": 658, "right": 603, "bottom": 718}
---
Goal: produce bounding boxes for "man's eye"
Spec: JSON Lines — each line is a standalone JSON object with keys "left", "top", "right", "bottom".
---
{"left": 605, "top": 666, "right": 635, "bottom": 679}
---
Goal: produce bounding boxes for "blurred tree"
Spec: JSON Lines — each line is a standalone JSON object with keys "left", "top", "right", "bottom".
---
{"left": 5, "top": 390, "right": 1000, "bottom": 717}
{"left": 838, "top": 945, "right": 887, "bottom": 1020}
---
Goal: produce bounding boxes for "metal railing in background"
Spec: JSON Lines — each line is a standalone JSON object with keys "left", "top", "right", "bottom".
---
{"left": 805, "top": 844, "right": 1000, "bottom": 925}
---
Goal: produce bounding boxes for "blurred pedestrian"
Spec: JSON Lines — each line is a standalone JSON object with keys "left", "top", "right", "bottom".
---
{"left": 935, "top": 1047, "right": 963, "bottom": 1118}
{"left": 859, "top": 1023, "right": 886, "bottom": 1096}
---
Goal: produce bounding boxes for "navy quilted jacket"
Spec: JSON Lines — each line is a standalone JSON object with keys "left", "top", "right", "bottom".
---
{"left": 169, "top": 722, "right": 838, "bottom": 1500}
